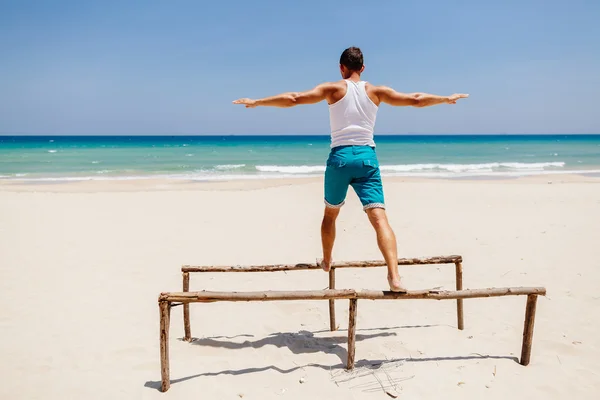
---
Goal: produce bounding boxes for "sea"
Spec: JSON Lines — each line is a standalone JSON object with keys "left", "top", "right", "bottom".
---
{"left": 1, "top": 135, "right": 600, "bottom": 182}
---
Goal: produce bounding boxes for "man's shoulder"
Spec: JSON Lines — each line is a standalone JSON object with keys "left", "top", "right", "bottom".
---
{"left": 319, "top": 80, "right": 347, "bottom": 89}
{"left": 364, "top": 82, "right": 383, "bottom": 91}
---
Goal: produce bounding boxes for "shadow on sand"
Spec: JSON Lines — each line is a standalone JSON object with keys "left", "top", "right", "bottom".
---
{"left": 144, "top": 325, "right": 518, "bottom": 391}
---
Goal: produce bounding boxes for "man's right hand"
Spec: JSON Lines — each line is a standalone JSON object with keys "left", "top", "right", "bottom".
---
{"left": 233, "top": 98, "right": 258, "bottom": 108}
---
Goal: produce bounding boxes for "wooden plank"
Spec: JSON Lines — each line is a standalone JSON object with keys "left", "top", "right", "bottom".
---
{"left": 159, "top": 287, "right": 546, "bottom": 303}
{"left": 181, "top": 255, "right": 463, "bottom": 273}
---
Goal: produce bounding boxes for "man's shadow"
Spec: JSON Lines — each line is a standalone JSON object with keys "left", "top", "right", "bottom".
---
{"left": 189, "top": 328, "right": 396, "bottom": 364}
{"left": 144, "top": 324, "right": 518, "bottom": 391}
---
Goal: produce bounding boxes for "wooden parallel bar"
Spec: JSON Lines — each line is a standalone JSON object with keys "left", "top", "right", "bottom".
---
{"left": 159, "top": 287, "right": 546, "bottom": 303}
{"left": 181, "top": 255, "right": 462, "bottom": 273}
{"left": 159, "top": 286, "right": 546, "bottom": 391}
{"left": 162, "top": 289, "right": 356, "bottom": 303}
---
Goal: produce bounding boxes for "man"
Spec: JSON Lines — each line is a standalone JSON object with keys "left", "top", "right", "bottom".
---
{"left": 233, "top": 47, "right": 468, "bottom": 292}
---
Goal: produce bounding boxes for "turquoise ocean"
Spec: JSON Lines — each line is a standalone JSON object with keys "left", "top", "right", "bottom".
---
{"left": 1, "top": 135, "right": 600, "bottom": 181}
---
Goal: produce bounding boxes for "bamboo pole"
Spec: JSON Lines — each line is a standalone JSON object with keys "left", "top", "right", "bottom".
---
{"left": 328, "top": 268, "right": 336, "bottom": 331}
{"left": 455, "top": 262, "right": 464, "bottom": 330}
{"left": 181, "top": 255, "right": 462, "bottom": 273}
{"left": 159, "top": 287, "right": 546, "bottom": 303}
{"left": 347, "top": 299, "right": 358, "bottom": 370}
{"left": 159, "top": 301, "right": 171, "bottom": 392}
{"left": 520, "top": 294, "right": 538, "bottom": 366}
{"left": 182, "top": 272, "right": 191, "bottom": 341}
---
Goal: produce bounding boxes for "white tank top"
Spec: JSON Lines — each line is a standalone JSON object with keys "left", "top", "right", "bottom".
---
{"left": 328, "top": 80, "right": 378, "bottom": 148}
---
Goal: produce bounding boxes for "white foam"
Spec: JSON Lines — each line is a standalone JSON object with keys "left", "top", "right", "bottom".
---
{"left": 0, "top": 160, "right": 584, "bottom": 183}
{"left": 254, "top": 162, "right": 565, "bottom": 175}
{"left": 12, "top": 175, "right": 153, "bottom": 182}
{"left": 391, "top": 169, "right": 600, "bottom": 179}
{"left": 381, "top": 162, "right": 565, "bottom": 173}
{"left": 256, "top": 165, "right": 325, "bottom": 174}
{"left": 48, "top": 150, "right": 57, "bottom": 153}
{"left": 215, "top": 164, "right": 246, "bottom": 170}
{"left": 91, "top": 161, "right": 100, "bottom": 164}
{"left": 7, "top": 168, "right": 600, "bottom": 183}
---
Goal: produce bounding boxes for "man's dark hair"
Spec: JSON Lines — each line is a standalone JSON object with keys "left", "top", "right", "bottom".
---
{"left": 340, "top": 47, "right": 363, "bottom": 71}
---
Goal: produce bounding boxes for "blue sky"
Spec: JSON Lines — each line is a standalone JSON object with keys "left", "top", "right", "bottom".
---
{"left": 1, "top": 0, "right": 599, "bottom": 135}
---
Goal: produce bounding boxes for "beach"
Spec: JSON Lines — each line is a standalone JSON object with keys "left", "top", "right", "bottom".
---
{"left": 1, "top": 174, "right": 599, "bottom": 399}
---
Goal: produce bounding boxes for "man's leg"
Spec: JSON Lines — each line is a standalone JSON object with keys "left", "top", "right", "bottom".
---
{"left": 320, "top": 206, "right": 341, "bottom": 272}
{"left": 322, "top": 150, "right": 350, "bottom": 272}
{"left": 351, "top": 147, "right": 406, "bottom": 292}
{"left": 365, "top": 208, "right": 405, "bottom": 291}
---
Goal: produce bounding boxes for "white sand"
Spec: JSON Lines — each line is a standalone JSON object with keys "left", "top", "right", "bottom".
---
{"left": 1, "top": 176, "right": 599, "bottom": 399}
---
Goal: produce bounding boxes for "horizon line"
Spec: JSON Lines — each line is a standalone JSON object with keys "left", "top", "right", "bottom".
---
{"left": 1, "top": 133, "right": 600, "bottom": 137}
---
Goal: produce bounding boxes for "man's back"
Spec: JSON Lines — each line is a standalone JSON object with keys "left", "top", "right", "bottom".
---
{"left": 328, "top": 79, "right": 378, "bottom": 148}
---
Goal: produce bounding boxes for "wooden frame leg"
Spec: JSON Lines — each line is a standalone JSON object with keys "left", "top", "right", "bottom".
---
{"left": 347, "top": 299, "right": 358, "bottom": 370}
{"left": 329, "top": 268, "right": 336, "bottom": 331}
{"left": 520, "top": 294, "right": 538, "bottom": 366}
{"left": 455, "top": 262, "right": 464, "bottom": 330}
{"left": 159, "top": 300, "right": 171, "bottom": 392}
{"left": 183, "top": 272, "right": 192, "bottom": 341}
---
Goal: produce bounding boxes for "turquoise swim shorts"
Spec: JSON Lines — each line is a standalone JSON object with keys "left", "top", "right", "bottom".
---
{"left": 324, "top": 145, "right": 385, "bottom": 211}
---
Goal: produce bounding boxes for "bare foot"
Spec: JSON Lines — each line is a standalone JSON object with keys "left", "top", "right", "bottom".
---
{"left": 317, "top": 258, "right": 331, "bottom": 272}
{"left": 387, "top": 275, "right": 407, "bottom": 293}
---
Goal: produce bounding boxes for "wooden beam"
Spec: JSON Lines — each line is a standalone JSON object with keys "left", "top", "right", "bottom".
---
{"left": 520, "top": 294, "right": 538, "bottom": 366}
{"left": 162, "top": 289, "right": 356, "bottom": 303}
{"left": 182, "top": 272, "right": 191, "bottom": 342}
{"left": 347, "top": 299, "right": 358, "bottom": 370}
{"left": 328, "top": 268, "right": 336, "bottom": 331}
{"left": 455, "top": 262, "right": 464, "bottom": 330}
{"left": 159, "top": 301, "right": 171, "bottom": 392}
{"left": 159, "top": 287, "right": 546, "bottom": 303}
{"left": 181, "top": 255, "right": 462, "bottom": 273}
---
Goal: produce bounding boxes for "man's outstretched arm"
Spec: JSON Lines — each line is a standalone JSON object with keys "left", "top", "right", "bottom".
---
{"left": 373, "top": 86, "right": 469, "bottom": 107}
{"left": 233, "top": 83, "right": 333, "bottom": 108}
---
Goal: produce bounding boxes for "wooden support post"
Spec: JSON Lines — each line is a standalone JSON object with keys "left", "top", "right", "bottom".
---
{"left": 183, "top": 272, "right": 191, "bottom": 341}
{"left": 455, "top": 262, "right": 464, "bottom": 330}
{"left": 328, "top": 268, "right": 336, "bottom": 331}
{"left": 520, "top": 294, "right": 538, "bottom": 366}
{"left": 347, "top": 298, "right": 358, "bottom": 370}
{"left": 159, "top": 300, "right": 171, "bottom": 392}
